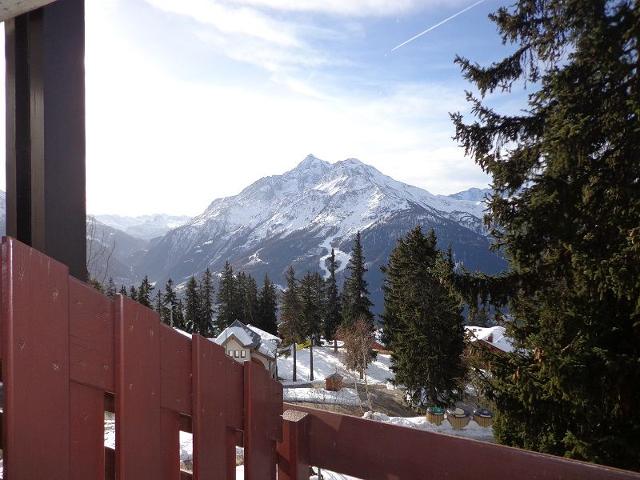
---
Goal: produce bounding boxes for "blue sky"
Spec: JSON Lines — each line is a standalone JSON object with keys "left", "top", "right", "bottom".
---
{"left": 3, "top": 0, "right": 518, "bottom": 215}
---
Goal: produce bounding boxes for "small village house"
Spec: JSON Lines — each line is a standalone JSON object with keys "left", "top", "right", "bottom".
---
{"left": 214, "top": 320, "right": 281, "bottom": 378}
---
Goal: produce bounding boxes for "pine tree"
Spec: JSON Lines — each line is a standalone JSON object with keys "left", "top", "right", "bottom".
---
{"left": 197, "top": 269, "right": 215, "bottom": 337}
{"left": 184, "top": 276, "right": 200, "bottom": 334}
{"left": 216, "top": 262, "right": 239, "bottom": 331}
{"left": 257, "top": 274, "right": 278, "bottom": 336}
{"left": 383, "top": 227, "right": 465, "bottom": 407}
{"left": 381, "top": 233, "right": 412, "bottom": 348}
{"left": 236, "top": 271, "right": 248, "bottom": 321}
{"left": 299, "top": 272, "right": 324, "bottom": 381}
{"left": 279, "top": 266, "right": 303, "bottom": 382}
{"left": 137, "top": 276, "right": 154, "bottom": 308}
{"left": 154, "top": 288, "right": 163, "bottom": 314}
{"left": 173, "top": 299, "right": 186, "bottom": 331}
{"left": 88, "top": 278, "right": 104, "bottom": 293}
{"left": 451, "top": 0, "right": 640, "bottom": 469}
{"left": 129, "top": 285, "right": 137, "bottom": 301}
{"left": 119, "top": 285, "right": 128, "bottom": 297}
{"left": 240, "top": 273, "right": 259, "bottom": 326}
{"left": 161, "top": 279, "right": 179, "bottom": 327}
{"left": 341, "top": 232, "right": 374, "bottom": 328}
{"left": 324, "top": 249, "right": 342, "bottom": 352}
{"left": 106, "top": 278, "right": 117, "bottom": 298}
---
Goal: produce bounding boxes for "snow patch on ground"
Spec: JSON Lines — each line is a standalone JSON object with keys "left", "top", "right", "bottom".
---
{"left": 283, "top": 387, "right": 361, "bottom": 406}
{"left": 278, "top": 346, "right": 394, "bottom": 385}
{"left": 362, "top": 411, "right": 494, "bottom": 442}
{"left": 318, "top": 236, "right": 350, "bottom": 278}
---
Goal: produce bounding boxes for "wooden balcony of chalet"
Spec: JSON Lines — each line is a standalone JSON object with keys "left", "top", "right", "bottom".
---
{"left": 0, "top": 1, "right": 639, "bottom": 479}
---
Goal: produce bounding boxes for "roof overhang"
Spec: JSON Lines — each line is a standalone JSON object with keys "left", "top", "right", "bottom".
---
{"left": 0, "top": 0, "right": 58, "bottom": 21}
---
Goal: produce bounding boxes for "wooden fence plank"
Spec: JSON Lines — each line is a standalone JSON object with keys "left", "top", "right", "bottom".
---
{"left": 69, "top": 277, "right": 115, "bottom": 391}
{"left": 115, "top": 295, "right": 162, "bottom": 479}
{"left": 161, "top": 408, "right": 182, "bottom": 480}
{"left": 244, "top": 361, "right": 282, "bottom": 480}
{"left": 226, "top": 358, "right": 245, "bottom": 431}
{"left": 161, "top": 323, "right": 192, "bottom": 415}
{"left": 70, "top": 382, "right": 105, "bottom": 480}
{"left": 284, "top": 404, "right": 640, "bottom": 480}
{"left": 277, "top": 410, "right": 309, "bottom": 480}
{"left": 192, "top": 334, "right": 230, "bottom": 480}
{"left": 1, "top": 238, "right": 70, "bottom": 479}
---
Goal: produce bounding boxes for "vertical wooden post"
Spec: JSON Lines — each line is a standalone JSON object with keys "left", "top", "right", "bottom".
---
{"left": 70, "top": 383, "right": 106, "bottom": 480}
{"left": 115, "top": 296, "right": 162, "bottom": 479}
{"left": 1, "top": 238, "right": 71, "bottom": 479}
{"left": 192, "top": 335, "right": 229, "bottom": 480}
{"left": 160, "top": 409, "right": 182, "bottom": 480}
{"left": 277, "top": 410, "right": 310, "bottom": 480}
{"left": 244, "top": 361, "right": 283, "bottom": 480}
{"left": 5, "top": 0, "right": 87, "bottom": 280}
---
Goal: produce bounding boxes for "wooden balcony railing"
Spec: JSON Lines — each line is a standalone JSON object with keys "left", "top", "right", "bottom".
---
{"left": 277, "top": 404, "right": 640, "bottom": 480}
{"left": 1, "top": 236, "right": 639, "bottom": 480}
{"left": 0, "top": 237, "right": 281, "bottom": 479}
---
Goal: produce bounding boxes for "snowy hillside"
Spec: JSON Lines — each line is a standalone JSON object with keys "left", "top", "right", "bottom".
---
{"left": 137, "top": 155, "right": 505, "bottom": 311}
{"left": 278, "top": 344, "right": 394, "bottom": 386}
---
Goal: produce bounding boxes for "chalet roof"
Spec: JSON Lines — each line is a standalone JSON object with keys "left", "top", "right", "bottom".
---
{"left": 247, "top": 324, "right": 281, "bottom": 359}
{"left": 465, "top": 325, "right": 514, "bottom": 353}
{"left": 214, "top": 320, "right": 261, "bottom": 349}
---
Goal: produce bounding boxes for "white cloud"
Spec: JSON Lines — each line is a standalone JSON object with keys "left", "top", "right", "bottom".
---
{"left": 85, "top": 39, "right": 486, "bottom": 216}
{"left": 0, "top": 1, "right": 490, "bottom": 216}
{"left": 79, "top": 0, "right": 490, "bottom": 216}
{"left": 194, "top": 29, "right": 336, "bottom": 73}
{"left": 145, "top": 0, "right": 300, "bottom": 47}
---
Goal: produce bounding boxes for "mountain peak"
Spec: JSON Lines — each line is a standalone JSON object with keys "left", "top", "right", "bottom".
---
{"left": 338, "top": 157, "right": 365, "bottom": 167}
{"left": 297, "top": 154, "right": 329, "bottom": 170}
{"left": 447, "top": 187, "right": 491, "bottom": 202}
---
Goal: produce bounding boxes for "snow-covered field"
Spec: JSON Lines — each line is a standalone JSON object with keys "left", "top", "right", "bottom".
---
{"left": 283, "top": 387, "right": 360, "bottom": 406}
{"left": 363, "top": 411, "right": 494, "bottom": 442}
{"left": 278, "top": 346, "right": 394, "bottom": 385}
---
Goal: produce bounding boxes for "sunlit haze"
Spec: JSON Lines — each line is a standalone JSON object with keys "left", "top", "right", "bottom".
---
{"left": 0, "top": 0, "right": 512, "bottom": 216}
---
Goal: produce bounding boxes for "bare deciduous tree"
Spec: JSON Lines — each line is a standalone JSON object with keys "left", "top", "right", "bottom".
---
{"left": 86, "top": 215, "right": 116, "bottom": 286}
{"left": 338, "top": 315, "right": 375, "bottom": 411}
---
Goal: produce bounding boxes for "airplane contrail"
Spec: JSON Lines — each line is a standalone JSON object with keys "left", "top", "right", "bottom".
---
{"left": 391, "top": 0, "right": 487, "bottom": 52}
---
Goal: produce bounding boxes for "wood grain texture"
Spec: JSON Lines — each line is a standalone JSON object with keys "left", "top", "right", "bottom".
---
{"left": 115, "top": 296, "right": 162, "bottom": 479}
{"left": 69, "top": 277, "right": 115, "bottom": 391}
{"left": 192, "top": 335, "right": 229, "bottom": 480}
{"left": 244, "top": 361, "right": 282, "bottom": 480}
{"left": 70, "top": 382, "right": 105, "bottom": 480}
{"left": 1, "top": 237, "right": 70, "bottom": 479}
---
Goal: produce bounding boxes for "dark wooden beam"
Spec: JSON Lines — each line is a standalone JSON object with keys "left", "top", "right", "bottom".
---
{"left": 0, "top": 1, "right": 59, "bottom": 22}
{"left": 5, "top": 0, "right": 87, "bottom": 280}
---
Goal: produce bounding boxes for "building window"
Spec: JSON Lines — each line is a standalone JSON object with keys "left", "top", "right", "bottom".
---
{"left": 241, "top": 350, "right": 246, "bottom": 358}
{"left": 234, "top": 350, "right": 239, "bottom": 358}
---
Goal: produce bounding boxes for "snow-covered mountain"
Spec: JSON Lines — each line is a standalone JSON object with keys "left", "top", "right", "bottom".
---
{"left": 445, "top": 187, "right": 492, "bottom": 202}
{"left": 96, "top": 214, "right": 191, "bottom": 240}
{"left": 86, "top": 217, "right": 149, "bottom": 285}
{"left": 0, "top": 159, "right": 504, "bottom": 312}
{"left": 137, "top": 155, "right": 505, "bottom": 312}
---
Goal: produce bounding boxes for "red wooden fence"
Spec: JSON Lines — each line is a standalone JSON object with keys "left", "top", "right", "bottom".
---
{"left": 2, "top": 236, "right": 640, "bottom": 480}
{"left": 0, "top": 237, "right": 282, "bottom": 479}
{"left": 277, "top": 404, "right": 640, "bottom": 480}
